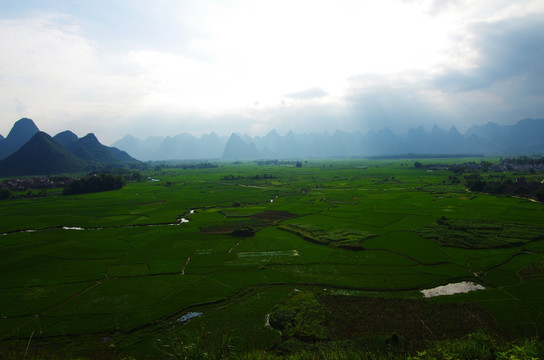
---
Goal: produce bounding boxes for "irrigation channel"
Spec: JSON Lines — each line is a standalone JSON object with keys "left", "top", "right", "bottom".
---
{"left": 0, "top": 210, "right": 195, "bottom": 236}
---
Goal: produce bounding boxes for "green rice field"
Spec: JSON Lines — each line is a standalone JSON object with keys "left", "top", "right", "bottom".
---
{"left": 0, "top": 159, "right": 542, "bottom": 358}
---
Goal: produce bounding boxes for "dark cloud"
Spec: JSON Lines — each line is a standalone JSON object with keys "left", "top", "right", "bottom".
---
{"left": 283, "top": 87, "right": 328, "bottom": 100}
{"left": 346, "top": 14, "right": 544, "bottom": 133}
{"left": 434, "top": 15, "right": 544, "bottom": 94}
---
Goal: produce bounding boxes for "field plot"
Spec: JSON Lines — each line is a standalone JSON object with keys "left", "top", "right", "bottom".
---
{"left": 0, "top": 159, "right": 543, "bottom": 357}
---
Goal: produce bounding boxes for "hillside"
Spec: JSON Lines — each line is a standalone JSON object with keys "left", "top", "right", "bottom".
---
{"left": 65, "top": 133, "right": 127, "bottom": 165}
{"left": 0, "top": 132, "right": 88, "bottom": 176}
{"left": 0, "top": 119, "right": 139, "bottom": 176}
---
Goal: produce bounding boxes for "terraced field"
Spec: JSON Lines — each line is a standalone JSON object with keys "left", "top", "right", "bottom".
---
{"left": 0, "top": 159, "right": 542, "bottom": 357}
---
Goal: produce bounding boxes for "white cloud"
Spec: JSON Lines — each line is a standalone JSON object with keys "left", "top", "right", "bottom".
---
{"left": 0, "top": 13, "right": 150, "bottom": 139}
{"left": 283, "top": 87, "right": 329, "bottom": 100}
{"left": 0, "top": 1, "right": 543, "bottom": 143}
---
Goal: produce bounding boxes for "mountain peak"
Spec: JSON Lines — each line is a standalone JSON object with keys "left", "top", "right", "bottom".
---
{"left": 448, "top": 126, "right": 461, "bottom": 136}
{"left": 222, "top": 133, "right": 261, "bottom": 160}
{"left": 80, "top": 133, "right": 100, "bottom": 143}
{"left": 266, "top": 129, "right": 279, "bottom": 137}
{"left": 431, "top": 124, "right": 446, "bottom": 135}
{"left": 11, "top": 117, "right": 38, "bottom": 131}
{"left": 54, "top": 130, "right": 79, "bottom": 148}
{"left": 0, "top": 118, "right": 40, "bottom": 160}
{"left": 7, "top": 118, "right": 39, "bottom": 141}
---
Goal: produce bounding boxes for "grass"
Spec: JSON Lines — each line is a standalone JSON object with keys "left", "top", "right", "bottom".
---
{"left": 0, "top": 158, "right": 543, "bottom": 358}
{"left": 520, "top": 258, "right": 544, "bottom": 279}
{"left": 417, "top": 217, "right": 544, "bottom": 248}
{"left": 279, "top": 223, "right": 375, "bottom": 249}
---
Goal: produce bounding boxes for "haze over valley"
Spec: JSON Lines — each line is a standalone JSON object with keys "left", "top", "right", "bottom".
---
{"left": 1, "top": 117, "right": 543, "bottom": 176}
{"left": 113, "top": 118, "right": 544, "bottom": 161}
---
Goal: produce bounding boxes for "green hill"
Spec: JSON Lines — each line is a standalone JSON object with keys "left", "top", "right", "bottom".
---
{"left": 66, "top": 133, "right": 121, "bottom": 165}
{"left": 53, "top": 130, "right": 79, "bottom": 148}
{"left": 65, "top": 133, "right": 137, "bottom": 165}
{"left": 0, "top": 132, "right": 88, "bottom": 176}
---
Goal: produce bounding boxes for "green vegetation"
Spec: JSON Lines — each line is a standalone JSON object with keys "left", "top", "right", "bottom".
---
{"left": 0, "top": 158, "right": 542, "bottom": 359}
{"left": 221, "top": 173, "right": 276, "bottom": 180}
{"left": 62, "top": 173, "right": 126, "bottom": 195}
{"left": 269, "top": 291, "right": 329, "bottom": 343}
{"left": 417, "top": 216, "right": 544, "bottom": 248}
{"left": 520, "top": 259, "right": 544, "bottom": 279}
{"left": 0, "top": 188, "right": 10, "bottom": 200}
{"left": 279, "top": 223, "right": 375, "bottom": 249}
{"left": 464, "top": 173, "right": 544, "bottom": 200}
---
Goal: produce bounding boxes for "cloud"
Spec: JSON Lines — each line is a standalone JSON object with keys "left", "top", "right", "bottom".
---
{"left": 433, "top": 15, "right": 544, "bottom": 94}
{"left": 1, "top": 2, "right": 543, "bottom": 143}
{"left": 283, "top": 87, "right": 329, "bottom": 100}
{"left": 345, "top": 77, "right": 448, "bottom": 132}
{"left": 345, "top": 13, "right": 544, "bottom": 133}
{"left": 428, "top": 0, "right": 464, "bottom": 15}
{"left": 0, "top": 13, "right": 150, "bottom": 138}
{"left": 13, "top": 98, "right": 29, "bottom": 113}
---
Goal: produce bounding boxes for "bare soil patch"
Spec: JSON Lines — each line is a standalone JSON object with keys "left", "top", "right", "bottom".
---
{"left": 250, "top": 210, "right": 298, "bottom": 222}
{"left": 200, "top": 210, "right": 297, "bottom": 236}
{"left": 320, "top": 295, "right": 501, "bottom": 348}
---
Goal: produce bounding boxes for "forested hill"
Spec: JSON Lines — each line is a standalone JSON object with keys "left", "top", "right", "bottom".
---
{"left": 0, "top": 119, "right": 138, "bottom": 176}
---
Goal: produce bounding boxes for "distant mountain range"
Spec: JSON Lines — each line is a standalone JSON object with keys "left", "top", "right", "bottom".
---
{"left": 1, "top": 118, "right": 543, "bottom": 176}
{"left": 0, "top": 118, "right": 137, "bottom": 176}
{"left": 112, "top": 118, "right": 544, "bottom": 161}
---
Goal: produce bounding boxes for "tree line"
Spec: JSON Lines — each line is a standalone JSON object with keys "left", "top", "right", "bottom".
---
{"left": 62, "top": 173, "right": 126, "bottom": 195}
{"left": 464, "top": 174, "right": 544, "bottom": 202}
{"left": 221, "top": 173, "right": 276, "bottom": 181}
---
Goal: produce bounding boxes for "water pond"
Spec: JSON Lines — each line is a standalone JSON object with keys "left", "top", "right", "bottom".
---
{"left": 177, "top": 311, "right": 202, "bottom": 323}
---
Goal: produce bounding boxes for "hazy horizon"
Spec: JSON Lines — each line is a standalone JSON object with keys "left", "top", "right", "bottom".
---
{"left": 1, "top": 0, "right": 543, "bottom": 145}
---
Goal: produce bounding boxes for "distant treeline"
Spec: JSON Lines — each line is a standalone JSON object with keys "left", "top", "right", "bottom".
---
{"left": 373, "top": 153, "right": 484, "bottom": 160}
{"left": 503, "top": 156, "right": 544, "bottom": 165}
{"left": 221, "top": 173, "right": 276, "bottom": 181}
{"left": 0, "top": 189, "right": 10, "bottom": 200}
{"left": 63, "top": 173, "right": 125, "bottom": 195}
{"left": 255, "top": 160, "right": 303, "bottom": 167}
{"left": 414, "top": 157, "right": 544, "bottom": 175}
{"left": 464, "top": 174, "right": 544, "bottom": 201}
{"left": 149, "top": 162, "right": 219, "bottom": 170}
{"left": 414, "top": 160, "right": 492, "bottom": 173}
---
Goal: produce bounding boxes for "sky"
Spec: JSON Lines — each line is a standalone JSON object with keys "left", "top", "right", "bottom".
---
{"left": 0, "top": 0, "right": 543, "bottom": 145}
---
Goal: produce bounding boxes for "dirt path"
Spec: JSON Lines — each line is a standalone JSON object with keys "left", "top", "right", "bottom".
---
{"left": 180, "top": 255, "right": 192, "bottom": 275}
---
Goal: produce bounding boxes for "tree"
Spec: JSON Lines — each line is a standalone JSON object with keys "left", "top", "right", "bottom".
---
{"left": 63, "top": 174, "right": 125, "bottom": 195}
{"left": 0, "top": 189, "right": 11, "bottom": 200}
{"left": 534, "top": 189, "right": 544, "bottom": 202}
{"left": 464, "top": 174, "right": 486, "bottom": 192}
